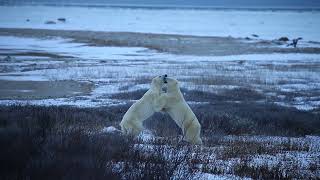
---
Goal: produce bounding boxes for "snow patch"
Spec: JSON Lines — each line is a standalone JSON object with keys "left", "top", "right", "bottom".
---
{"left": 138, "top": 130, "right": 156, "bottom": 143}
{"left": 101, "top": 126, "right": 120, "bottom": 133}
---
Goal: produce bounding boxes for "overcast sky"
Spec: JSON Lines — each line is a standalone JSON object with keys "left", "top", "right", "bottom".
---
{"left": 2, "top": 0, "right": 320, "bottom": 8}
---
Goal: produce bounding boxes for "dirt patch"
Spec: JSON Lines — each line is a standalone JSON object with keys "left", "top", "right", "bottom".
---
{"left": 0, "top": 80, "right": 93, "bottom": 100}
{"left": 0, "top": 50, "right": 74, "bottom": 58}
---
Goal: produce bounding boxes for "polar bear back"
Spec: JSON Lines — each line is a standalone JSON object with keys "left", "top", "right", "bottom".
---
{"left": 123, "top": 90, "right": 157, "bottom": 121}
{"left": 164, "top": 77, "right": 202, "bottom": 144}
{"left": 165, "top": 82, "right": 196, "bottom": 127}
{"left": 166, "top": 98, "right": 196, "bottom": 128}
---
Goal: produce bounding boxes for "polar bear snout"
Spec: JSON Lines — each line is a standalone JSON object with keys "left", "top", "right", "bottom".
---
{"left": 164, "top": 77, "right": 178, "bottom": 85}
{"left": 163, "top": 74, "right": 168, "bottom": 83}
{"left": 158, "top": 74, "right": 168, "bottom": 83}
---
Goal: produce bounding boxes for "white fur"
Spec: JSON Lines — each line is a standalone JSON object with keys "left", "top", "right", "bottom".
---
{"left": 163, "top": 78, "right": 203, "bottom": 144}
{"left": 119, "top": 76, "right": 166, "bottom": 136}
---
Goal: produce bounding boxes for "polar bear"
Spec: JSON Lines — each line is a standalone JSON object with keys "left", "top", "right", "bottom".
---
{"left": 162, "top": 77, "right": 202, "bottom": 144}
{"left": 119, "top": 75, "right": 167, "bottom": 136}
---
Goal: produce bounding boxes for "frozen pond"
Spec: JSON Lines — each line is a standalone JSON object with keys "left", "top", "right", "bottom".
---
{"left": 0, "top": 5, "right": 320, "bottom": 41}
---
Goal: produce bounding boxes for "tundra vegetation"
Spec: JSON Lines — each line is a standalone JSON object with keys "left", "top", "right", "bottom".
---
{"left": 1, "top": 98, "right": 319, "bottom": 179}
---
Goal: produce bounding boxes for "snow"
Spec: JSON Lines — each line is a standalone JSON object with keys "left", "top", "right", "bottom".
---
{"left": 193, "top": 173, "right": 250, "bottom": 180}
{"left": 0, "top": 55, "right": 50, "bottom": 60}
{"left": 2, "top": 36, "right": 320, "bottom": 63}
{"left": 280, "top": 83, "right": 320, "bottom": 92}
{"left": 0, "top": 51, "right": 319, "bottom": 110}
{"left": 307, "top": 136, "right": 320, "bottom": 152}
{"left": 0, "top": 75, "right": 50, "bottom": 81}
{"left": 101, "top": 126, "right": 120, "bottom": 133}
{"left": 0, "top": 35, "right": 319, "bottom": 110}
{"left": 0, "top": 97, "right": 125, "bottom": 107}
{"left": 117, "top": 134, "right": 320, "bottom": 179}
{"left": 1, "top": 5, "right": 319, "bottom": 179}
{"left": 137, "top": 130, "right": 156, "bottom": 142}
{"left": 0, "top": 36, "right": 148, "bottom": 60}
{"left": 0, "top": 5, "right": 320, "bottom": 41}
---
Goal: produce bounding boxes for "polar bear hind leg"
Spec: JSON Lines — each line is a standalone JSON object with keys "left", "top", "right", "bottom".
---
{"left": 184, "top": 119, "right": 202, "bottom": 145}
{"left": 120, "top": 119, "right": 143, "bottom": 136}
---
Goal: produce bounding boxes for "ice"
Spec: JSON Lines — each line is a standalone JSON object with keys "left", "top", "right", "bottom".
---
{"left": 0, "top": 6, "right": 320, "bottom": 41}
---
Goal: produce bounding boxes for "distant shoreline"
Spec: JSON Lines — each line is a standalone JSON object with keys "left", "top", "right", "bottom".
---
{"left": 1, "top": 28, "right": 320, "bottom": 56}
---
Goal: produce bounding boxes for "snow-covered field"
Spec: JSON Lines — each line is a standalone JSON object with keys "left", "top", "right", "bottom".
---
{"left": 0, "top": 35, "right": 320, "bottom": 110}
{"left": 102, "top": 128, "right": 320, "bottom": 179}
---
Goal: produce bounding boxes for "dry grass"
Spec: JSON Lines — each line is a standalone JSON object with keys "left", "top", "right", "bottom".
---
{"left": 0, "top": 99, "right": 319, "bottom": 179}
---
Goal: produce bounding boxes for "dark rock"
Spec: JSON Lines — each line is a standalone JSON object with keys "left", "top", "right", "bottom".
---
{"left": 238, "top": 60, "right": 246, "bottom": 65}
{"left": 26, "top": 19, "right": 30, "bottom": 22}
{"left": 3, "top": 55, "right": 12, "bottom": 61}
{"left": 244, "top": 37, "right": 251, "bottom": 40}
{"left": 278, "top": 37, "right": 289, "bottom": 41}
{"left": 308, "top": 41, "right": 320, "bottom": 45}
{"left": 57, "top": 18, "right": 66, "bottom": 22}
{"left": 251, "top": 34, "right": 259, "bottom": 38}
{"left": 45, "top": 20, "right": 56, "bottom": 24}
{"left": 257, "top": 40, "right": 271, "bottom": 45}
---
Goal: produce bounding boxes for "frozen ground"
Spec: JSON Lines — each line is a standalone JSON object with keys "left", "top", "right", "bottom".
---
{"left": 103, "top": 129, "right": 320, "bottom": 179}
{"left": 0, "top": 5, "right": 320, "bottom": 41}
{"left": 0, "top": 35, "right": 319, "bottom": 111}
{"left": 1, "top": 104, "right": 319, "bottom": 179}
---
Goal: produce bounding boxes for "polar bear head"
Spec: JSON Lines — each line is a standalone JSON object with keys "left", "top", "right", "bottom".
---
{"left": 165, "top": 77, "right": 179, "bottom": 92}
{"left": 151, "top": 75, "right": 167, "bottom": 91}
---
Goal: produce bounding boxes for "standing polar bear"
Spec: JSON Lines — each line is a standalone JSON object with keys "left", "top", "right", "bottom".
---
{"left": 163, "top": 77, "right": 203, "bottom": 144}
{"left": 120, "top": 75, "right": 167, "bottom": 136}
